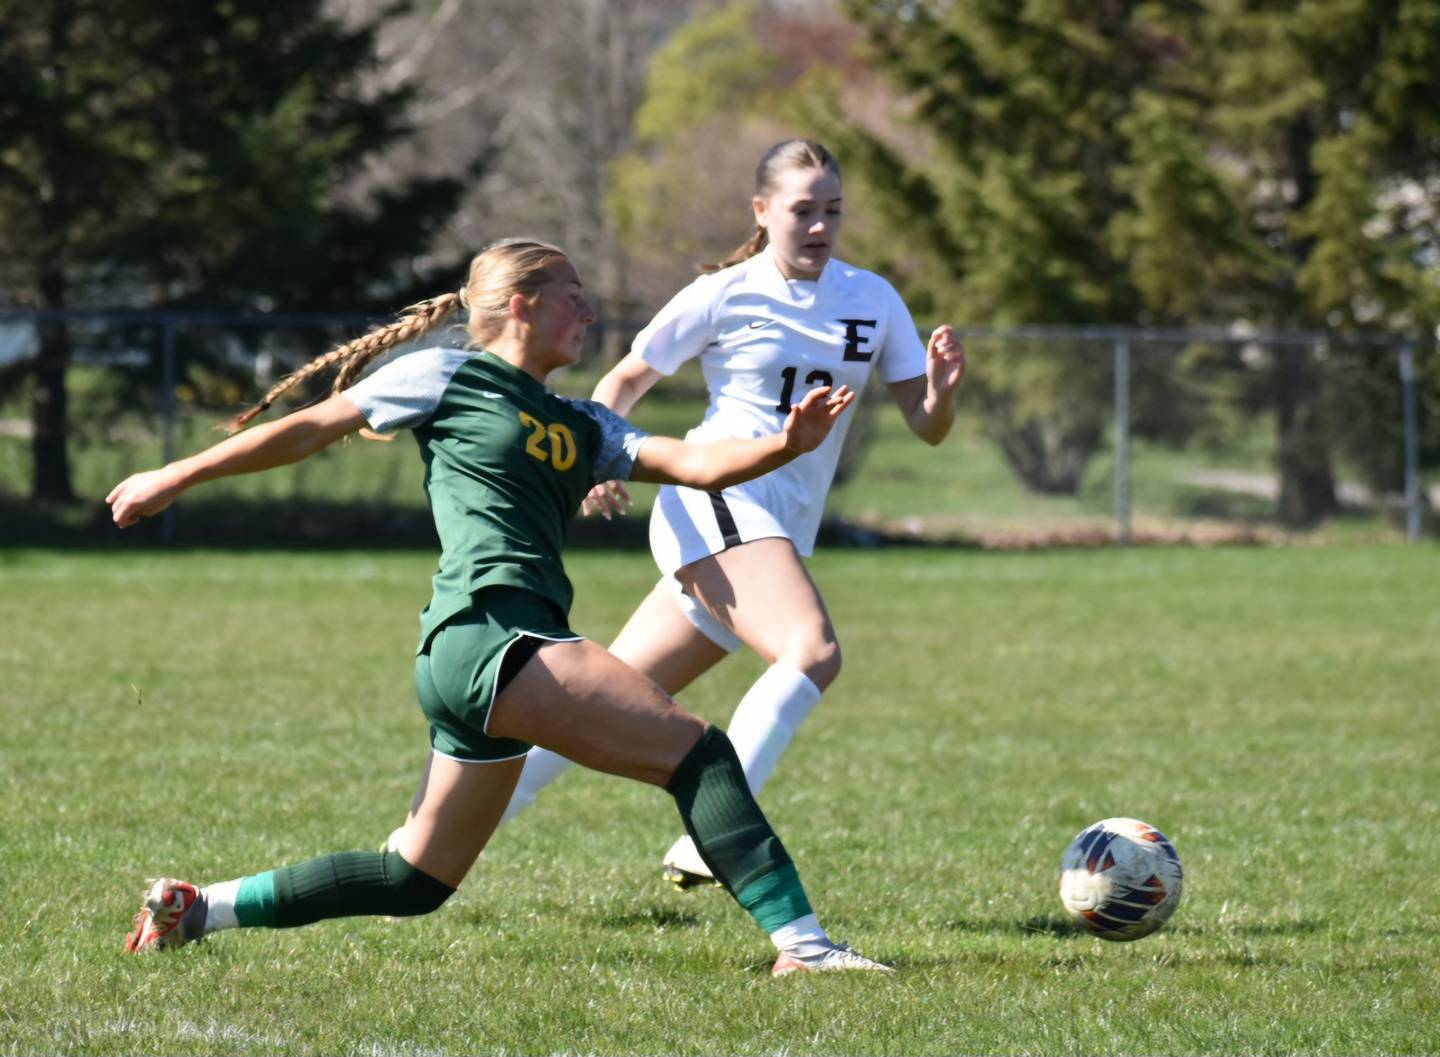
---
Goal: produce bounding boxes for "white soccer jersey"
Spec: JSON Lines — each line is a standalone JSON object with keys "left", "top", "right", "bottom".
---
{"left": 636, "top": 249, "right": 927, "bottom": 572}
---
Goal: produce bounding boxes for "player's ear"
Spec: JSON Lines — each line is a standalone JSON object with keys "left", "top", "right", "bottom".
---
{"left": 508, "top": 291, "right": 532, "bottom": 323}
{"left": 752, "top": 195, "right": 768, "bottom": 228}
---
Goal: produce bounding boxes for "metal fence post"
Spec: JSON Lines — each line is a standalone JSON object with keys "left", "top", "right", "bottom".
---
{"left": 1114, "top": 337, "right": 1132, "bottom": 545}
{"left": 1398, "top": 339, "right": 1421, "bottom": 542}
{"left": 160, "top": 318, "right": 178, "bottom": 543}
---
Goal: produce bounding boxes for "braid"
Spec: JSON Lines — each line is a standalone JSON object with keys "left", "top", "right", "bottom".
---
{"left": 225, "top": 293, "right": 463, "bottom": 434}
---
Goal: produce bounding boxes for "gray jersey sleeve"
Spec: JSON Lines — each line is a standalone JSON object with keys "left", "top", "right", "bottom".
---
{"left": 563, "top": 398, "right": 652, "bottom": 483}
{"left": 342, "top": 347, "right": 471, "bottom": 432}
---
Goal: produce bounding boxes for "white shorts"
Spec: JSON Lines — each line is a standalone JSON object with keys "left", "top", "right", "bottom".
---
{"left": 661, "top": 575, "right": 744, "bottom": 653}
{"left": 647, "top": 481, "right": 816, "bottom": 578}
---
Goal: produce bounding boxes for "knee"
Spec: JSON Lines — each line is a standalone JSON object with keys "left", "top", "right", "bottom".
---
{"left": 779, "top": 636, "right": 842, "bottom": 691}
{"left": 385, "top": 851, "right": 457, "bottom": 917}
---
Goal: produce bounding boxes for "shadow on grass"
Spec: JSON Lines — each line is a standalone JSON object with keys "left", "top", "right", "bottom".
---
{"left": 943, "top": 913, "right": 1339, "bottom": 942}
{"left": 593, "top": 904, "right": 704, "bottom": 931}
{"left": 0, "top": 494, "right": 963, "bottom": 552}
{"left": 940, "top": 913, "right": 1087, "bottom": 939}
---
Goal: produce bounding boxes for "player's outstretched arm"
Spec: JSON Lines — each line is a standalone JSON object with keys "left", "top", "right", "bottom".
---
{"left": 889, "top": 324, "right": 967, "bottom": 446}
{"left": 631, "top": 384, "right": 855, "bottom": 492}
{"left": 106, "top": 394, "right": 368, "bottom": 527}
{"left": 581, "top": 352, "right": 666, "bottom": 519}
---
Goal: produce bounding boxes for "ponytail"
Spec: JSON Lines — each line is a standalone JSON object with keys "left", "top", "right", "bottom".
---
{"left": 702, "top": 225, "right": 769, "bottom": 273}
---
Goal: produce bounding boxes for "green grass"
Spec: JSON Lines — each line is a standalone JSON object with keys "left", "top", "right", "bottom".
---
{"left": 3, "top": 545, "right": 1438, "bottom": 1055}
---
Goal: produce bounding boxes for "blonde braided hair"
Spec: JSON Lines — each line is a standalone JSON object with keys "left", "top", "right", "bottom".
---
{"left": 225, "top": 238, "right": 569, "bottom": 434}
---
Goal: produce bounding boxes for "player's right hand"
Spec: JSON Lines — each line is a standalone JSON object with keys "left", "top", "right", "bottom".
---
{"left": 107, "top": 469, "right": 182, "bottom": 528}
{"left": 782, "top": 384, "right": 855, "bottom": 454}
{"left": 581, "top": 479, "right": 632, "bottom": 520}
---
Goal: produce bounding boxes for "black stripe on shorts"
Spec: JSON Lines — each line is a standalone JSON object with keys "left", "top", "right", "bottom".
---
{"left": 707, "top": 491, "right": 743, "bottom": 549}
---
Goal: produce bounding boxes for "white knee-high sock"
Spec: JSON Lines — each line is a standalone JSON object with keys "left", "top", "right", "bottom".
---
{"left": 726, "top": 664, "right": 823, "bottom": 796}
{"left": 499, "top": 746, "right": 576, "bottom": 824}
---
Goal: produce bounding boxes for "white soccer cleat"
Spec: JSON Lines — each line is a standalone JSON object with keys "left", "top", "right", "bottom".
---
{"left": 124, "top": 878, "right": 206, "bottom": 953}
{"left": 660, "top": 835, "right": 721, "bottom": 891}
{"left": 771, "top": 941, "right": 894, "bottom": 977}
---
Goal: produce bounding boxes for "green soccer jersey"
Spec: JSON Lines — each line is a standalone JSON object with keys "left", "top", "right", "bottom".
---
{"left": 343, "top": 347, "right": 651, "bottom": 645}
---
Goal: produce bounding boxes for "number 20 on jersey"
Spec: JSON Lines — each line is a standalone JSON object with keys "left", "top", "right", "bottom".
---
{"left": 518, "top": 412, "right": 577, "bottom": 471}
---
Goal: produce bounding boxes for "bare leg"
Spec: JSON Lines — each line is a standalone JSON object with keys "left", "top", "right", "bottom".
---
{"left": 655, "top": 539, "right": 838, "bottom": 882}
{"left": 676, "top": 537, "right": 841, "bottom": 688}
{"left": 392, "top": 753, "right": 525, "bottom": 888}
{"left": 609, "top": 580, "right": 731, "bottom": 693}
{"left": 488, "top": 638, "right": 707, "bottom": 784}
{"left": 497, "top": 584, "right": 729, "bottom": 824}
{"left": 486, "top": 639, "right": 825, "bottom": 946}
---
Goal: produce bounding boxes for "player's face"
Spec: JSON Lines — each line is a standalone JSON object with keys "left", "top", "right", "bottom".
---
{"left": 527, "top": 261, "right": 596, "bottom": 368}
{"left": 754, "top": 166, "right": 843, "bottom": 280}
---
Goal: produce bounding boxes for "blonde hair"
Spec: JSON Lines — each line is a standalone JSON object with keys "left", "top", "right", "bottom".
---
{"left": 702, "top": 139, "right": 842, "bottom": 273}
{"left": 226, "top": 238, "right": 569, "bottom": 433}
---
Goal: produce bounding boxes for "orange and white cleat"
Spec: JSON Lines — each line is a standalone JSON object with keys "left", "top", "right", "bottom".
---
{"left": 772, "top": 940, "right": 893, "bottom": 978}
{"left": 124, "top": 878, "right": 206, "bottom": 953}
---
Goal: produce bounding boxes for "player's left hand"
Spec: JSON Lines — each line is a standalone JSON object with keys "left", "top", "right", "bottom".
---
{"left": 581, "top": 479, "right": 632, "bottom": 520}
{"left": 927, "top": 325, "right": 966, "bottom": 395}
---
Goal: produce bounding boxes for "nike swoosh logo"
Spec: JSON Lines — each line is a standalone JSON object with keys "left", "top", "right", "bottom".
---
{"left": 478, "top": 391, "right": 505, "bottom": 399}
{"left": 748, "top": 319, "right": 772, "bottom": 329}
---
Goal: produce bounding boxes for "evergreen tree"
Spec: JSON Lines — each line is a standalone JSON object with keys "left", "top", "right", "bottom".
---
{"left": 824, "top": 0, "right": 1243, "bottom": 494}
{"left": 835, "top": 0, "right": 1437, "bottom": 522}
{"left": 1201, "top": 0, "right": 1440, "bottom": 519}
{"left": 0, "top": 0, "right": 468, "bottom": 502}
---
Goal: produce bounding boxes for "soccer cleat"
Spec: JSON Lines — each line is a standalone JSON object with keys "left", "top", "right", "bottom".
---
{"left": 124, "top": 878, "right": 206, "bottom": 953}
{"left": 660, "top": 835, "right": 721, "bottom": 892}
{"left": 771, "top": 941, "right": 893, "bottom": 977}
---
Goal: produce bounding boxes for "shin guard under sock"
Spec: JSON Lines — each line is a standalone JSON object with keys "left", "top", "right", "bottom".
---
{"left": 665, "top": 725, "right": 814, "bottom": 932}
{"left": 233, "top": 850, "right": 453, "bottom": 928}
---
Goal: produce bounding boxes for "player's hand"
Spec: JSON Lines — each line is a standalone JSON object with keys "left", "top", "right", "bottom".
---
{"left": 106, "top": 468, "right": 183, "bottom": 528}
{"left": 581, "top": 479, "right": 632, "bottom": 520}
{"left": 927, "top": 325, "right": 966, "bottom": 396}
{"left": 782, "top": 384, "right": 856, "bottom": 454}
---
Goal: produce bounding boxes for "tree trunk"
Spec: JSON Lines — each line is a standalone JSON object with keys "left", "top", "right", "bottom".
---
{"left": 30, "top": 270, "right": 75, "bottom": 503}
{"left": 1272, "top": 117, "right": 1336, "bottom": 528}
{"left": 31, "top": 4, "right": 76, "bottom": 503}
{"left": 1274, "top": 345, "right": 1337, "bottom": 528}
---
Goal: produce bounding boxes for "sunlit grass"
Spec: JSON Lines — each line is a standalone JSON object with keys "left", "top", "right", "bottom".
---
{"left": 3, "top": 545, "right": 1437, "bottom": 1054}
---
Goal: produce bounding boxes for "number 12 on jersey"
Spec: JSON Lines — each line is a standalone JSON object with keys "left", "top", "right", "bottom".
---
{"left": 774, "top": 366, "right": 835, "bottom": 414}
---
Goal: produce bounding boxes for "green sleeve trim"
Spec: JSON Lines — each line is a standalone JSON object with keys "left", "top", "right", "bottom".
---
{"left": 736, "top": 863, "right": 813, "bottom": 934}
{"left": 234, "top": 870, "right": 278, "bottom": 928}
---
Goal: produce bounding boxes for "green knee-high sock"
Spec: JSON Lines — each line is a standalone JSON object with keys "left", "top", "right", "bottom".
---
{"left": 665, "top": 725, "right": 814, "bottom": 932}
{"left": 233, "top": 850, "right": 453, "bottom": 928}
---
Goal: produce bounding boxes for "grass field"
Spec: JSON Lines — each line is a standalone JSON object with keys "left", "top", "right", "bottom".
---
{"left": 2, "top": 543, "right": 1437, "bottom": 1055}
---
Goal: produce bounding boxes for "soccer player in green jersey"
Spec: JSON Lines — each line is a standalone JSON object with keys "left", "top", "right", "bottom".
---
{"left": 108, "top": 239, "right": 889, "bottom": 976}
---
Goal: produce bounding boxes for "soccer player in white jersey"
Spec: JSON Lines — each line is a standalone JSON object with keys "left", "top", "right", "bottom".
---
{"left": 494, "top": 140, "right": 968, "bottom": 888}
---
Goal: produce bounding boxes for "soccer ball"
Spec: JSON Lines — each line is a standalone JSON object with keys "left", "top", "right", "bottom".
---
{"left": 1058, "top": 817, "right": 1183, "bottom": 941}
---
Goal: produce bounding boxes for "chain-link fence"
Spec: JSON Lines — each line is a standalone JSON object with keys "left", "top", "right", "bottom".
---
{"left": 1, "top": 311, "right": 1433, "bottom": 545}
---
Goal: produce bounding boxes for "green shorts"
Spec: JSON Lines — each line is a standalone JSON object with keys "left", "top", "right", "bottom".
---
{"left": 414, "top": 587, "right": 582, "bottom": 762}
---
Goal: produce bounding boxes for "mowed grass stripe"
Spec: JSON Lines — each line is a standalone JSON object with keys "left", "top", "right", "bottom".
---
{"left": 1, "top": 545, "right": 1436, "bottom": 1055}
